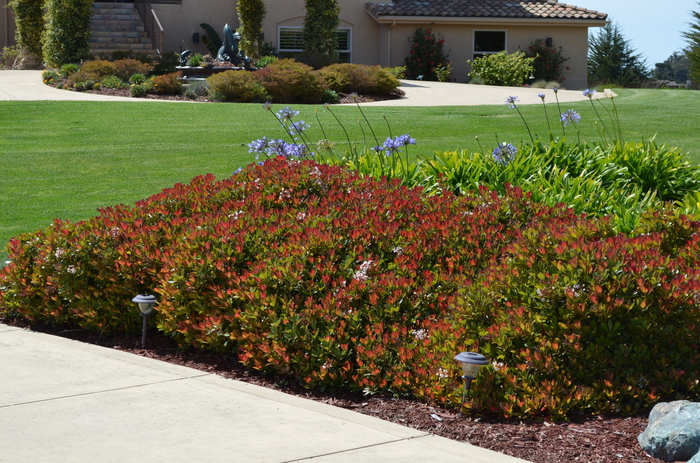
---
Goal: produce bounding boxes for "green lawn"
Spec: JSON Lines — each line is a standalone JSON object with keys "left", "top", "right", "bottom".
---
{"left": 1, "top": 88, "right": 699, "bottom": 263}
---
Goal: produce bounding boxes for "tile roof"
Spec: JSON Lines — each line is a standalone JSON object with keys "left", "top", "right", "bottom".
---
{"left": 366, "top": 0, "right": 608, "bottom": 21}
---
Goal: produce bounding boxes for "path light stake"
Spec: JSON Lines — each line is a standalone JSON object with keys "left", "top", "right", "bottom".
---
{"left": 132, "top": 294, "right": 157, "bottom": 349}
{"left": 454, "top": 351, "right": 489, "bottom": 404}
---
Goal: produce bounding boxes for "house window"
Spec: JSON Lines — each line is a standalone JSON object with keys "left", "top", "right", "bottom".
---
{"left": 473, "top": 31, "right": 506, "bottom": 60}
{"left": 278, "top": 27, "right": 352, "bottom": 62}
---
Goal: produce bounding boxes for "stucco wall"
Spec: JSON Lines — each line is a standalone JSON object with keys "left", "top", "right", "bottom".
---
{"left": 382, "top": 22, "right": 592, "bottom": 90}
{"left": 152, "top": 0, "right": 238, "bottom": 56}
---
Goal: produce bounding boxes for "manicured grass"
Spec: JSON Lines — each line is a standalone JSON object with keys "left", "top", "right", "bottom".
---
{"left": 1, "top": 88, "right": 698, "bottom": 263}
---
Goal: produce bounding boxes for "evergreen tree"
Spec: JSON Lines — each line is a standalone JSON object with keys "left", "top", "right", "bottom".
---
{"left": 682, "top": 2, "right": 700, "bottom": 84}
{"left": 654, "top": 51, "right": 690, "bottom": 83}
{"left": 237, "top": 0, "right": 266, "bottom": 59}
{"left": 303, "top": 0, "right": 340, "bottom": 56}
{"left": 588, "top": 21, "right": 650, "bottom": 87}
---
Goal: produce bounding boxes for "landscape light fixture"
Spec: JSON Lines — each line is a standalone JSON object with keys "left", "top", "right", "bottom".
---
{"left": 454, "top": 351, "right": 489, "bottom": 403}
{"left": 132, "top": 294, "right": 157, "bottom": 349}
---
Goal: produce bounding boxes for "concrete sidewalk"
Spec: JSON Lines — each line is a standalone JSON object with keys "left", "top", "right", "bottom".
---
{"left": 0, "top": 324, "right": 527, "bottom": 463}
{"left": 0, "top": 69, "right": 590, "bottom": 106}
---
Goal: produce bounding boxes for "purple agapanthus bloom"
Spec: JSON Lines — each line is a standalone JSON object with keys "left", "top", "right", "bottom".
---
{"left": 248, "top": 137, "right": 309, "bottom": 158}
{"left": 538, "top": 93, "right": 546, "bottom": 100}
{"left": 505, "top": 96, "right": 519, "bottom": 108}
{"left": 492, "top": 143, "right": 517, "bottom": 164}
{"left": 290, "top": 120, "right": 310, "bottom": 138}
{"left": 276, "top": 107, "right": 300, "bottom": 122}
{"left": 381, "top": 134, "right": 417, "bottom": 156}
{"left": 582, "top": 88, "right": 596, "bottom": 99}
{"left": 560, "top": 109, "right": 581, "bottom": 126}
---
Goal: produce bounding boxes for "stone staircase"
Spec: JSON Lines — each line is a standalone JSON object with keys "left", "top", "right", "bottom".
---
{"left": 90, "top": 2, "right": 159, "bottom": 58}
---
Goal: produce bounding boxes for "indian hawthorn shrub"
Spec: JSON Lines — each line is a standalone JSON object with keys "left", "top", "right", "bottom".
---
{"left": 255, "top": 59, "right": 327, "bottom": 104}
{"left": 2, "top": 158, "right": 700, "bottom": 419}
{"left": 80, "top": 60, "right": 117, "bottom": 79}
{"left": 151, "top": 72, "right": 183, "bottom": 95}
{"left": 318, "top": 63, "right": 399, "bottom": 95}
{"left": 112, "top": 59, "right": 153, "bottom": 82}
{"left": 207, "top": 70, "right": 270, "bottom": 102}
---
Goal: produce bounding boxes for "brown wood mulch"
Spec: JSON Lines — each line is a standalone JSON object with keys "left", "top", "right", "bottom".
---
{"left": 2, "top": 317, "right": 663, "bottom": 463}
{"left": 64, "top": 86, "right": 405, "bottom": 104}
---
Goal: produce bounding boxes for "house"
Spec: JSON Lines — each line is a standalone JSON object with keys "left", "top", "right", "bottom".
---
{"left": 2, "top": 0, "right": 608, "bottom": 89}
{"left": 154, "top": 0, "right": 607, "bottom": 89}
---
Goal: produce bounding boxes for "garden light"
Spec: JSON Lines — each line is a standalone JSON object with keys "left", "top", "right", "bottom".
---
{"left": 132, "top": 294, "right": 156, "bottom": 349}
{"left": 454, "top": 351, "right": 489, "bottom": 403}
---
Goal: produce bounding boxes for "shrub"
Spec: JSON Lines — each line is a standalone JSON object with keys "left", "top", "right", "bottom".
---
{"left": 385, "top": 66, "right": 406, "bottom": 80}
{"left": 113, "top": 59, "right": 153, "bottom": 82}
{"left": 151, "top": 72, "right": 183, "bottom": 95}
{"left": 318, "top": 63, "right": 399, "bottom": 95}
{"left": 206, "top": 70, "right": 269, "bottom": 102}
{"left": 41, "top": 69, "right": 61, "bottom": 84}
{"left": 2, "top": 158, "right": 700, "bottom": 419}
{"left": 255, "top": 55, "right": 278, "bottom": 69}
{"left": 469, "top": 51, "right": 535, "bottom": 87}
{"left": 294, "top": 51, "right": 337, "bottom": 70}
{"left": 527, "top": 39, "right": 569, "bottom": 82}
{"left": 404, "top": 27, "right": 450, "bottom": 81}
{"left": 184, "top": 80, "right": 209, "bottom": 99}
{"left": 434, "top": 63, "right": 452, "bottom": 82}
{"left": 8, "top": 0, "right": 44, "bottom": 57}
{"left": 186, "top": 53, "right": 204, "bottom": 67}
{"left": 101, "top": 75, "right": 126, "bottom": 89}
{"left": 59, "top": 63, "right": 80, "bottom": 78}
{"left": 74, "top": 80, "right": 96, "bottom": 91}
{"left": 255, "top": 59, "right": 327, "bottom": 104}
{"left": 151, "top": 52, "right": 179, "bottom": 76}
{"left": 129, "top": 73, "right": 147, "bottom": 85}
{"left": 66, "top": 70, "right": 99, "bottom": 88}
{"left": 80, "top": 60, "right": 117, "bottom": 79}
{"left": 459, "top": 213, "right": 700, "bottom": 419}
{"left": 0, "top": 46, "right": 22, "bottom": 69}
{"left": 129, "top": 83, "right": 149, "bottom": 97}
{"left": 42, "top": 0, "right": 93, "bottom": 66}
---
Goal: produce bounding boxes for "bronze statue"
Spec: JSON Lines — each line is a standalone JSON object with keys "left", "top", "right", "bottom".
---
{"left": 217, "top": 24, "right": 251, "bottom": 68}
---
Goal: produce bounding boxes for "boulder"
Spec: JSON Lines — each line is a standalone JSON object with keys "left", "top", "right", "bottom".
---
{"left": 638, "top": 400, "right": 700, "bottom": 462}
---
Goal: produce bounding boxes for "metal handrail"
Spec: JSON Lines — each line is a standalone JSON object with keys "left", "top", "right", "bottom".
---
{"left": 134, "top": 0, "right": 164, "bottom": 56}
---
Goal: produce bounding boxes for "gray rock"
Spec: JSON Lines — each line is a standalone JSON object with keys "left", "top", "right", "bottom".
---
{"left": 638, "top": 400, "right": 700, "bottom": 462}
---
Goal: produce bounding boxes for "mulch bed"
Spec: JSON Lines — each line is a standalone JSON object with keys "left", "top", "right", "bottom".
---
{"left": 65, "top": 86, "right": 406, "bottom": 104}
{"left": 2, "top": 317, "right": 662, "bottom": 463}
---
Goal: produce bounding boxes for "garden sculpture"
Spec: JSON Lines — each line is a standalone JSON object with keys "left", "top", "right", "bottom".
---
{"left": 217, "top": 24, "right": 251, "bottom": 68}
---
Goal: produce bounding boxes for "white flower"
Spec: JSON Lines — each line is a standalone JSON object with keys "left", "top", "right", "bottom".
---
{"left": 411, "top": 329, "right": 428, "bottom": 340}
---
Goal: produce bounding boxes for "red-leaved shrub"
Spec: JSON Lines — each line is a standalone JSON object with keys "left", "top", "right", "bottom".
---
{"left": 2, "top": 159, "right": 699, "bottom": 419}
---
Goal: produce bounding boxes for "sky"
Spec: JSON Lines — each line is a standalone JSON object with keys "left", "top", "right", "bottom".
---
{"left": 580, "top": 0, "right": 697, "bottom": 66}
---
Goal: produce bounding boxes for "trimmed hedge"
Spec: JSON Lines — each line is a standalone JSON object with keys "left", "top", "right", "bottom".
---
{"left": 2, "top": 158, "right": 699, "bottom": 419}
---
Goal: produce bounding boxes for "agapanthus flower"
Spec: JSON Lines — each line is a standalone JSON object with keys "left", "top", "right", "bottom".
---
{"left": 381, "top": 134, "right": 417, "bottom": 155}
{"left": 505, "top": 96, "right": 519, "bottom": 108}
{"left": 276, "top": 107, "right": 300, "bottom": 122}
{"left": 538, "top": 93, "right": 546, "bottom": 100}
{"left": 290, "top": 120, "right": 310, "bottom": 135}
{"left": 394, "top": 134, "right": 417, "bottom": 146}
{"left": 560, "top": 109, "right": 581, "bottom": 126}
{"left": 582, "top": 88, "right": 596, "bottom": 99}
{"left": 262, "top": 101, "right": 272, "bottom": 111}
{"left": 492, "top": 142, "right": 517, "bottom": 164}
{"left": 552, "top": 87, "right": 559, "bottom": 94}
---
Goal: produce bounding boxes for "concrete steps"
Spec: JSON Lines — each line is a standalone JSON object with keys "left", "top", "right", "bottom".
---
{"left": 90, "top": 2, "right": 159, "bottom": 58}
